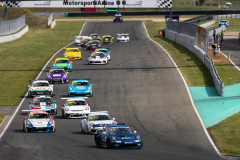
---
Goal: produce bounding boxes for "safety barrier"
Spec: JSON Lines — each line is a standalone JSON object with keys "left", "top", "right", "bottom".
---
{"left": 50, "top": 20, "right": 56, "bottom": 29}
{"left": 0, "top": 13, "right": 26, "bottom": 36}
{"left": 47, "top": 12, "right": 53, "bottom": 27}
{"left": 199, "top": 20, "right": 215, "bottom": 28}
{"left": 167, "top": 21, "right": 196, "bottom": 38}
{"left": 0, "top": 25, "right": 28, "bottom": 44}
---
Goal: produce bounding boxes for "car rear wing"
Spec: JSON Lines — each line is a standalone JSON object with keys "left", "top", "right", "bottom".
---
{"left": 117, "top": 33, "right": 129, "bottom": 35}
{"left": 64, "top": 47, "right": 82, "bottom": 50}
{"left": 22, "top": 109, "right": 51, "bottom": 112}
{"left": 52, "top": 57, "right": 71, "bottom": 60}
{"left": 75, "top": 36, "right": 88, "bottom": 39}
{"left": 61, "top": 97, "right": 88, "bottom": 100}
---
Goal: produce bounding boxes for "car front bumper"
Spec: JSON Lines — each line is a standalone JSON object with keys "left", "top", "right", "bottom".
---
{"left": 26, "top": 126, "right": 54, "bottom": 132}
{"left": 64, "top": 111, "right": 90, "bottom": 118}
{"left": 69, "top": 91, "right": 92, "bottom": 96}
{"left": 110, "top": 140, "right": 142, "bottom": 149}
{"left": 88, "top": 60, "right": 107, "bottom": 64}
{"left": 28, "top": 91, "right": 52, "bottom": 96}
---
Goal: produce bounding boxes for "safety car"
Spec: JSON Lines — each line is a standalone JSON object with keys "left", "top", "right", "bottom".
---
{"left": 80, "top": 111, "right": 117, "bottom": 134}
{"left": 219, "top": 20, "right": 229, "bottom": 27}
{"left": 101, "top": 35, "right": 114, "bottom": 44}
{"left": 46, "top": 68, "right": 68, "bottom": 84}
{"left": 22, "top": 110, "right": 55, "bottom": 132}
{"left": 28, "top": 80, "right": 54, "bottom": 98}
{"left": 63, "top": 47, "right": 82, "bottom": 60}
{"left": 68, "top": 79, "right": 93, "bottom": 97}
{"left": 117, "top": 33, "right": 129, "bottom": 42}
{"left": 51, "top": 58, "right": 73, "bottom": 72}
{"left": 61, "top": 97, "right": 91, "bottom": 118}
{"left": 94, "top": 123, "right": 143, "bottom": 149}
{"left": 28, "top": 96, "right": 57, "bottom": 114}
{"left": 86, "top": 40, "right": 102, "bottom": 51}
{"left": 89, "top": 33, "right": 101, "bottom": 40}
{"left": 88, "top": 52, "right": 108, "bottom": 65}
{"left": 95, "top": 48, "right": 111, "bottom": 61}
{"left": 75, "top": 36, "right": 88, "bottom": 45}
{"left": 113, "top": 13, "right": 123, "bottom": 23}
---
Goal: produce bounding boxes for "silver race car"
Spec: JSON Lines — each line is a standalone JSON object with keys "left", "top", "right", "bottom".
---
{"left": 88, "top": 52, "right": 108, "bottom": 65}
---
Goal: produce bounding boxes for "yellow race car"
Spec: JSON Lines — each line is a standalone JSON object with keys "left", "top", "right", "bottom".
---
{"left": 63, "top": 47, "right": 82, "bottom": 60}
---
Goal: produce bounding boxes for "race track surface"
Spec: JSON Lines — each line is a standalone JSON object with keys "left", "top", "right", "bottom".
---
{"left": 0, "top": 21, "right": 222, "bottom": 160}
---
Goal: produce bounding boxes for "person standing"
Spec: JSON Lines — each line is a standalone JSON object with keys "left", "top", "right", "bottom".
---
{"left": 213, "top": 30, "right": 216, "bottom": 41}
{"left": 238, "top": 33, "right": 240, "bottom": 43}
{"left": 221, "top": 31, "right": 224, "bottom": 43}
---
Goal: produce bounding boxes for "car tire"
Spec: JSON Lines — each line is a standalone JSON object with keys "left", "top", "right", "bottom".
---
{"left": 51, "top": 93, "right": 54, "bottom": 98}
{"left": 27, "top": 93, "right": 32, "bottom": 98}
{"left": 25, "top": 127, "right": 28, "bottom": 133}
{"left": 55, "top": 109, "right": 57, "bottom": 115}
{"left": 86, "top": 127, "right": 89, "bottom": 134}
{"left": 95, "top": 135, "right": 100, "bottom": 147}
{"left": 80, "top": 123, "right": 84, "bottom": 133}
{"left": 62, "top": 111, "right": 66, "bottom": 119}
{"left": 107, "top": 139, "right": 111, "bottom": 149}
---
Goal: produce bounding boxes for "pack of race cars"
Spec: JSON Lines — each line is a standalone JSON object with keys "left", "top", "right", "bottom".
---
{"left": 22, "top": 32, "right": 142, "bottom": 149}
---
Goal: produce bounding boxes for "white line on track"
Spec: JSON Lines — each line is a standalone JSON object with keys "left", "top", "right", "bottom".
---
{"left": 0, "top": 22, "right": 87, "bottom": 139}
{"left": 220, "top": 51, "right": 240, "bottom": 71}
{"left": 141, "top": 21, "right": 225, "bottom": 160}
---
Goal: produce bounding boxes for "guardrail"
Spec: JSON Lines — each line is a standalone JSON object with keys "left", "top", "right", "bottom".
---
{"left": 0, "top": 13, "right": 26, "bottom": 36}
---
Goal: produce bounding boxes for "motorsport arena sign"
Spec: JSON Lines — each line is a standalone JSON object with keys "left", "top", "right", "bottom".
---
{"left": 6, "top": 0, "right": 172, "bottom": 8}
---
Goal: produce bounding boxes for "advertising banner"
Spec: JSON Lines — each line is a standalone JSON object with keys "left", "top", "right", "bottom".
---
{"left": 6, "top": 0, "right": 172, "bottom": 8}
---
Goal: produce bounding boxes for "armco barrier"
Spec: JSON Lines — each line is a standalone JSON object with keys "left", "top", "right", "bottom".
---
{"left": 0, "top": 13, "right": 26, "bottom": 36}
{"left": 0, "top": 25, "right": 28, "bottom": 44}
{"left": 48, "top": 12, "right": 53, "bottom": 27}
{"left": 199, "top": 20, "right": 215, "bottom": 28}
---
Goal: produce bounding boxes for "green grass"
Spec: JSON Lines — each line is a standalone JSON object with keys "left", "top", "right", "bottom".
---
{"left": 208, "top": 112, "right": 240, "bottom": 156}
{"left": 145, "top": 22, "right": 214, "bottom": 86}
{"left": 0, "top": 21, "right": 85, "bottom": 106}
{"left": 0, "top": 115, "right": 4, "bottom": 123}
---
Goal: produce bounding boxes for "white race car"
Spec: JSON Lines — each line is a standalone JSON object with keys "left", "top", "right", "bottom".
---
{"left": 75, "top": 36, "right": 88, "bottom": 45}
{"left": 22, "top": 110, "right": 55, "bottom": 132}
{"left": 80, "top": 111, "right": 117, "bottom": 134}
{"left": 117, "top": 33, "right": 129, "bottom": 42}
{"left": 27, "top": 80, "right": 54, "bottom": 98}
{"left": 28, "top": 96, "right": 57, "bottom": 114}
{"left": 88, "top": 52, "right": 108, "bottom": 65}
{"left": 61, "top": 97, "right": 91, "bottom": 118}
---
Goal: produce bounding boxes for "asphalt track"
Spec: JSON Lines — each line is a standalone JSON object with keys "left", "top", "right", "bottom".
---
{"left": 0, "top": 21, "right": 223, "bottom": 160}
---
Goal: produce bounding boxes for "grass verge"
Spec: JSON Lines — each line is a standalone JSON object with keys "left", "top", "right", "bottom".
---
{"left": 145, "top": 22, "right": 214, "bottom": 86}
{"left": 0, "top": 115, "right": 4, "bottom": 124}
{"left": 0, "top": 21, "right": 85, "bottom": 106}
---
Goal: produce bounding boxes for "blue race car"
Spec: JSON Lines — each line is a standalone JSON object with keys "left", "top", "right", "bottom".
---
{"left": 68, "top": 79, "right": 93, "bottom": 97}
{"left": 219, "top": 20, "right": 229, "bottom": 27}
{"left": 94, "top": 123, "right": 143, "bottom": 149}
{"left": 51, "top": 58, "right": 73, "bottom": 72}
{"left": 95, "top": 48, "right": 111, "bottom": 61}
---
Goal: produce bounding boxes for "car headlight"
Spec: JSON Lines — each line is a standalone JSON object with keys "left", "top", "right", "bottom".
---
{"left": 51, "top": 104, "right": 55, "bottom": 107}
{"left": 88, "top": 87, "right": 91, "bottom": 90}
{"left": 85, "top": 107, "right": 90, "bottom": 111}
{"left": 53, "top": 64, "right": 56, "bottom": 67}
{"left": 27, "top": 120, "right": 31, "bottom": 125}
{"left": 111, "top": 136, "right": 117, "bottom": 140}
{"left": 29, "top": 88, "right": 33, "bottom": 91}
{"left": 49, "top": 119, "right": 53, "bottom": 125}
{"left": 65, "top": 108, "right": 69, "bottom": 111}
{"left": 69, "top": 87, "right": 73, "bottom": 91}
{"left": 90, "top": 123, "right": 94, "bottom": 127}
{"left": 78, "top": 53, "right": 80, "bottom": 55}
{"left": 47, "top": 74, "right": 52, "bottom": 78}
{"left": 68, "top": 64, "right": 70, "bottom": 67}
{"left": 48, "top": 88, "right": 51, "bottom": 91}
{"left": 64, "top": 53, "right": 67, "bottom": 56}
{"left": 63, "top": 74, "right": 67, "bottom": 78}
{"left": 136, "top": 135, "right": 141, "bottom": 139}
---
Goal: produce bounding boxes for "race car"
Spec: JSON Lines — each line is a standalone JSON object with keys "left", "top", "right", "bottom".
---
{"left": 51, "top": 58, "right": 73, "bottom": 72}
{"left": 63, "top": 47, "right": 82, "bottom": 60}
{"left": 61, "top": 97, "right": 91, "bottom": 118}
{"left": 113, "top": 13, "right": 123, "bottom": 23}
{"left": 89, "top": 33, "right": 101, "bottom": 40}
{"left": 219, "top": 20, "right": 229, "bottom": 27}
{"left": 117, "top": 33, "right": 129, "bottom": 42}
{"left": 81, "top": 37, "right": 93, "bottom": 47}
{"left": 75, "top": 36, "right": 88, "bottom": 45}
{"left": 101, "top": 35, "right": 114, "bottom": 44}
{"left": 88, "top": 52, "right": 108, "bottom": 65}
{"left": 94, "top": 123, "right": 143, "bottom": 149}
{"left": 46, "top": 68, "right": 68, "bottom": 84}
{"left": 28, "top": 96, "right": 57, "bottom": 114}
{"left": 80, "top": 111, "right": 117, "bottom": 134}
{"left": 27, "top": 80, "right": 54, "bottom": 98}
{"left": 95, "top": 48, "right": 111, "bottom": 61}
{"left": 22, "top": 110, "right": 55, "bottom": 132}
{"left": 68, "top": 79, "right": 93, "bottom": 97}
{"left": 86, "top": 40, "right": 102, "bottom": 51}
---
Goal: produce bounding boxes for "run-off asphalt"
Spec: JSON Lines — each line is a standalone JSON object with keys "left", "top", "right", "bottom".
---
{"left": 0, "top": 21, "right": 222, "bottom": 160}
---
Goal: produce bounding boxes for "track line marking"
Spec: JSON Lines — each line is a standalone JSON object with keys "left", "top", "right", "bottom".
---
{"left": 219, "top": 51, "right": 240, "bottom": 71}
{"left": 141, "top": 21, "right": 225, "bottom": 159}
{"left": 0, "top": 22, "right": 87, "bottom": 139}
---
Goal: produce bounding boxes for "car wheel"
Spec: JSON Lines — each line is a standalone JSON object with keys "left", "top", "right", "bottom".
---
{"left": 25, "top": 127, "right": 28, "bottom": 133}
{"left": 86, "top": 127, "right": 89, "bottom": 134}
{"left": 23, "top": 124, "right": 25, "bottom": 132}
{"left": 107, "top": 139, "right": 111, "bottom": 149}
{"left": 55, "top": 109, "right": 57, "bottom": 115}
{"left": 62, "top": 111, "right": 66, "bottom": 119}
{"left": 95, "top": 135, "right": 100, "bottom": 147}
{"left": 80, "top": 123, "right": 84, "bottom": 133}
{"left": 27, "top": 93, "right": 32, "bottom": 98}
{"left": 51, "top": 93, "right": 54, "bottom": 98}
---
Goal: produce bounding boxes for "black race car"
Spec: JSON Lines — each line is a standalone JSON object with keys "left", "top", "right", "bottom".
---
{"left": 86, "top": 40, "right": 102, "bottom": 51}
{"left": 113, "top": 13, "right": 123, "bottom": 23}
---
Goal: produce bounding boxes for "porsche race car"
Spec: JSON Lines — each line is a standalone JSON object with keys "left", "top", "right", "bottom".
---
{"left": 113, "top": 13, "right": 123, "bottom": 23}
{"left": 46, "top": 68, "right": 68, "bottom": 84}
{"left": 28, "top": 96, "right": 57, "bottom": 114}
{"left": 95, "top": 48, "right": 111, "bottom": 61}
{"left": 101, "top": 35, "right": 114, "bottom": 44}
{"left": 75, "top": 36, "right": 88, "bottom": 45}
{"left": 51, "top": 58, "right": 73, "bottom": 72}
{"left": 68, "top": 79, "right": 93, "bottom": 97}
{"left": 61, "top": 97, "right": 91, "bottom": 118}
{"left": 63, "top": 47, "right": 82, "bottom": 60}
{"left": 89, "top": 33, "right": 101, "bottom": 40}
{"left": 86, "top": 40, "right": 102, "bottom": 51}
{"left": 80, "top": 111, "right": 117, "bottom": 134}
{"left": 22, "top": 110, "right": 55, "bottom": 132}
{"left": 88, "top": 52, "right": 108, "bottom": 65}
{"left": 94, "top": 123, "right": 143, "bottom": 149}
{"left": 81, "top": 37, "right": 93, "bottom": 47}
{"left": 117, "top": 33, "right": 129, "bottom": 42}
{"left": 219, "top": 20, "right": 229, "bottom": 27}
{"left": 27, "top": 80, "right": 54, "bottom": 98}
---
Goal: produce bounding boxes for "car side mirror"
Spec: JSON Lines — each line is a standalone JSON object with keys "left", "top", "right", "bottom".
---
{"left": 63, "top": 51, "right": 65, "bottom": 53}
{"left": 62, "top": 104, "right": 64, "bottom": 106}
{"left": 103, "top": 132, "right": 106, "bottom": 134}
{"left": 28, "top": 85, "right": 31, "bottom": 88}
{"left": 23, "top": 117, "right": 26, "bottom": 120}
{"left": 28, "top": 101, "right": 32, "bottom": 104}
{"left": 51, "top": 116, "right": 54, "bottom": 119}
{"left": 88, "top": 103, "right": 91, "bottom": 106}
{"left": 66, "top": 72, "right": 69, "bottom": 74}
{"left": 54, "top": 100, "right": 57, "bottom": 103}
{"left": 134, "top": 131, "right": 137, "bottom": 134}
{"left": 50, "top": 85, "right": 53, "bottom": 87}
{"left": 113, "top": 118, "right": 115, "bottom": 121}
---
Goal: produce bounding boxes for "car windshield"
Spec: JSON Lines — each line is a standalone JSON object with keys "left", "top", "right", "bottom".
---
{"left": 97, "top": 50, "right": 107, "bottom": 53}
{"left": 67, "top": 100, "right": 86, "bottom": 106}
{"left": 90, "top": 41, "right": 100, "bottom": 45}
{"left": 34, "top": 98, "right": 53, "bottom": 104}
{"left": 109, "top": 127, "right": 133, "bottom": 134}
{"left": 91, "top": 53, "right": 105, "bottom": 58}
{"left": 55, "top": 59, "right": 70, "bottom": 63}
{"left": 75, "top": 38, "right": 81, "bottom": 41}
{"left": 32, "top": 82, "right": 49, "bottom": 87}
{"left": 91, "top": 35, "right": 98, "bottom": 38}
{"left": 221, "top": 21, "right": 227, "bottom": 22}
{"left": 50, "top": 70, "right": 64, "bottom": 74}
{"left": 28, "top": 113, "right": 50, "bottom": 119}
{"left": 72, "top": 81, "right": 89, "bottom": 86}
{"left": 83, "top": 39, "right": 91, "bottom": 42}
{"left": 66, "top": 49, "right": 79, "bottom": 52}
{"left": 89, "top": 115, "right": 112, "bottom": 121}
{"left": 119, "top": 35, "right": 127, "bottom": 38}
